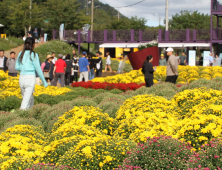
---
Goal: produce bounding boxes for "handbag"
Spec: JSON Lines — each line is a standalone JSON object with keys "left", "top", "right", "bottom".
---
{"left": 44, "top": 62, "right": 51, "bottom": 78}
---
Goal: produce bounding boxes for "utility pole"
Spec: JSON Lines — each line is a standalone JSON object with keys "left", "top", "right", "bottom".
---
{"left": 165, "top": 0, "right": 169, "bottom": 31}
{"left": 29, "top": 0, "right": 32, "bottom": 31}
{"left": 118, "top": 10, "right": 120, "bottom": 20}
{"left": 91, "top": 0, "right": 94, "bottom": 41}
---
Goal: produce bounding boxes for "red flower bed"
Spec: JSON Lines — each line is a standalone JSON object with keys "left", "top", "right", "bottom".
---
{"left": 71, "top": 81, "right": 145, "bottom": 91}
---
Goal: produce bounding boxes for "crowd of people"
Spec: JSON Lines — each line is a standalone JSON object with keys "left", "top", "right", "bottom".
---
{"left": 0, "top": 40, "right": 113, "bottom": 89}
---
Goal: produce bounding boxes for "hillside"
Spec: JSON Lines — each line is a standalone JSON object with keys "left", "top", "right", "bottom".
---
{"left": 77, "top": 0, "right": 124, "bottom": 18}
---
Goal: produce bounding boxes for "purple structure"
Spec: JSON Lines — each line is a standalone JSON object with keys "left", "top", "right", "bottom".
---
{"left": 53, "top": 29, "right": 211, "bottom": 43}
{"left": 52, "top": 1, "right": 219, "bottom": 55}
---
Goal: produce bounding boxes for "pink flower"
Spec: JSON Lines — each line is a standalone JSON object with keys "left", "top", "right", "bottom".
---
{"left": 214, "top": 155, "right": 219, "bottom": 159}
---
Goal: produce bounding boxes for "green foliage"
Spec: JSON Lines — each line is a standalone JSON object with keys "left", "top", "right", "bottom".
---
{"left": 45, "top": 0, "right": 89, "bottom": 30}
{"left": 121, "top": 136, "right": 193, "bottom": 169}
{"left": 138, "top": 43, "right": 158, "bottom": 51}
{"left": 71, "top": 97, "right": 97, "bottom": 107}
{"left": 0, "top": 96, "right": 22, "bottom": 111}
{"left": 169, "top": 10, "right": 211, "bottom": 29}
{"left": 102, "top": 58, "right": 132, "bottom": 72}
{"left": 35, "top": 40, "right": 74, "bottom": 62}
{"left": 40, "top": 101, "right": 74, "bottom": 133}
{"left": 0, "top": 117, "right": 43, "bottom": 133}
{"left": 108, "top": 16, "right": 147, "bottom": 30}
{"left": 0, "top": 112, "right": 17, "bottom": 130}
{"left": 0, "top": 37, "right": 24, "bottom": 51}
{"left": 7, "top": 0, "right": 40, "bottom": 34}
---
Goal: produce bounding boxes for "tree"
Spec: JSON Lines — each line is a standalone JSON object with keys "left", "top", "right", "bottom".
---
{"left": 169, "top": 10, "right": 210, "bottom": 29}
{"left": 45, "top": 0, "right": 89, "bottom": 30}
{"left": 109, "top": 16, "right": 147, "bottom": 30}
{"left": 7, "top": 0, "right": 41, "bottom": 35}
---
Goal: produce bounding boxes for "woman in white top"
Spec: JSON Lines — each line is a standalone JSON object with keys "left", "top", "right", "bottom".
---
{"left": 105, "top": 52, "right": 112, "bottom": 72}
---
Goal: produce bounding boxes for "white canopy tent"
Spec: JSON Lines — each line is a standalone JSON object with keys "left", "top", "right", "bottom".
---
{"left": 158, "top": 43, "right": 211, "bottom": 48}
{"left": 99, "top": 41, "right": 157, "bottom": 48}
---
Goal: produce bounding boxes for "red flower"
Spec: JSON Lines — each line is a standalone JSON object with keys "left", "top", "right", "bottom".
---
{"left": 71, "top": 81, "right": 144, "bottom": 91}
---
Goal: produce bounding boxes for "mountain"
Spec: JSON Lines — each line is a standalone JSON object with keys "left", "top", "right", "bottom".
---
{"left": 77, "top": 0, "right": 124, "bottom": 18}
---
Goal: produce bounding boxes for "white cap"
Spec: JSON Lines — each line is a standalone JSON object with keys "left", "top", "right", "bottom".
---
{"left": 166, "top": 47, "right": 174, "bottom": 52}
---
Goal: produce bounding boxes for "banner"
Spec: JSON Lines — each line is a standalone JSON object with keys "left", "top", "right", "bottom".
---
{"left": 203, "top": 51, "right": 210, "bottom": 66}
{"left": 188, "top": 50, "right": 196, "bottom": 66}
{"left": 59, "top": 24, "right": 64, "bottom": 40}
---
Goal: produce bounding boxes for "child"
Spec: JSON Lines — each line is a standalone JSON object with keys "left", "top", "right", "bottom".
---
{"left": 118, "top": 57, "right": 123, "bottom": 74}
{"left": 159, "top": 54, "right": 167, "bottom": 66}
{"left": 72, "top": 60, "right": 79, "bottom": 82}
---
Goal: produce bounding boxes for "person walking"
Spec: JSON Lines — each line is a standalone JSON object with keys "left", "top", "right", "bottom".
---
{"left": 179, "top": 52, "right": 187, "bottom": 65}
{"left": 33, "top": 28, "right": 38, "bottom": 43}
{"left": 142, "top": 55, "right": 155, "bottom": 87}
{"left": 40, "top": 28, "right": 44, "bottom": 43}
{"left": 78, "top": 52, "right": 90, "bottom": 82}
{"left": 15, "top": 37, "right": 48, "bottom": 110}
{"left": 6, "top": 51, "right": 17, "bottom": 77}
{"left": 94, "top": 52, "right": 103, "bottom": 77}
{"left": 41, "top": 55, "right": 54, "bottom": 85}
{"left": 209, "top": 53, "right": 214, "bottom": 66}
{"left": 0, "top": 50, "right": 8, "bottom": 73}
{"left": 105, "top": 52, "right": 112, "bottom": 72}
{"left": 88, "top": 54, "right": 95, "bottom": 80}
{"left": 65, "top": 54, "right": 73, "bottom": 85}
{"left": 165, "top": 48, "right": 178, "bottom": 84}
{"left": 72, "top": 60, "right": 79, "bottom": 82}
{"left": 214, "top": 54, "right": 221, "bottom": 66}
{"left": 159, "top": 54, "right": 167, "bottom": 66}
{"left": 52, "top": 54, "right": 67, "bottom": 87}
{"left": 51, "top": 52, "right": 57, "bottom": 64}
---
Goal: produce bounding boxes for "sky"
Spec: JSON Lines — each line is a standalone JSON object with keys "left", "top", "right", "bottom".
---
{"left": 99, "top": 0, "right": 211, "bottom": 27}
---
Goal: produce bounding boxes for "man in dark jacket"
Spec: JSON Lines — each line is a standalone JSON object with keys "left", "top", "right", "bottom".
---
{"left": 93, "top": 52, "right": 103, "bottom": 77}
{"left": 0, "top": 50, "right": 8, "bottom": 72}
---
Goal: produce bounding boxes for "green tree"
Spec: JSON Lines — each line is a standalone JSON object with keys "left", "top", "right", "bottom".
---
{"left": 169, "top": 10, "right": 210, "bottom": 29}
{"left": 7, "top": 0, "right": 41, "bottom": 35}
{"left": 45, "top": 0, "right": 89, "bottom": 30}
{"left": 109, "top": 16, "right": 147, "bottom": 30}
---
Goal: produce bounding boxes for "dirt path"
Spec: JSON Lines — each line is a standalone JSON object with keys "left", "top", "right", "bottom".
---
{"left": 4, "top": 42, "right": 46, "bottom": 58}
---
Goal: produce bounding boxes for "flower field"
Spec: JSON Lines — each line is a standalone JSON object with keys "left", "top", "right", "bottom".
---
{"left": 1, "top": 65, "right": 222, "bottom": 169}
{"left": 0, "top": 79, "right": 222, "bottom": 169}
{"left": 92, "top": 66, "right": 222, "bottom": 84}
{"left": 0, "top": 71, "right": 72, "bottom": 99}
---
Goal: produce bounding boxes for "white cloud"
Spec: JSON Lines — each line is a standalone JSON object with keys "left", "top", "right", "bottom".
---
{"left": 99, "top": 0, "right": 211, "bottom": 27}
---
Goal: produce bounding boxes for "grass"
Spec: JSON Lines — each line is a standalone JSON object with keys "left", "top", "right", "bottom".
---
{"left": 0, "top": 37, "right": 24, "bottom": 51}
{"left": 35, "top": 40, "right": 75, "bottom": 62}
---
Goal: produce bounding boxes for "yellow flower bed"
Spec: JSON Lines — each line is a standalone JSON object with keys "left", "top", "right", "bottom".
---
{"left": 0, "top": 71, "right": 72, "bottom": 99}
{"left": 92, "top": 66, "right": 222, "bottom": 84}
{"left": 0, "top": 88, "right": 222, "bottom": 169}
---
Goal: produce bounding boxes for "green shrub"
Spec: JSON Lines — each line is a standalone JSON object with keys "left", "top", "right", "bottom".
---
{"left": 40, "top": 101, "right": 74, "bottom": 133}
{"left": 109, "top": 89, "right": 123, "bottom": 94}
{"left": 93, "top": 92, "right": 114, "bottom": 104}
{"left": 0, "top": 112, "right": 17, "bottom": 130}
{"left": 35, "top": 40, "right": 74, "bottom": 62}
{"left": 98, "top": 97, "right": 125, "bottom": 118}
{"left": 71, "top": 97, "right": 97, "bottom": 107}
{"left": 0, "top": 117, "right": 43, "bottom": 133}
{"left": 1, "top": 96, "right": 21, "bottom": 111}
{"left": 28, "top": 104, "right": 50, "bottom": 120}
{"left": 120, "top": 136, "right": 192, "bottom": 170}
